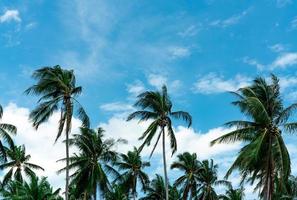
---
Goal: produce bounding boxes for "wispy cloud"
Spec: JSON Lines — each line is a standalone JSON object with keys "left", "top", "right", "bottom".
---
{"left": 168, "top": 46, "right": 191, "bottom": 59}
{"left": 276, "top": 0, "right": 292, "bottom": 7}
{"left": 100, "top": 102, "right": 134, "bottom": 112}
{"left": 178, "top": 25, "right": 200, "bottom": 37}
{"left": 243, "top": 57, "right": 265, "bottom": 70}
{"left": 210, "top": 9, "right": 249, "bottom": 28}
{"left": 269, "top": 43, "right": 286, "bottom": 53}
{"left": 0, "top": 10, "right": 21, "bottom": 23}
{"left": 290, "top": 17, "right": 297, "bottom": 30}
{"left": 271, "top": 52, "right": 297, "bottom": 69}
{"left": 193, "top": 73, "right": 251, "bottom": 94}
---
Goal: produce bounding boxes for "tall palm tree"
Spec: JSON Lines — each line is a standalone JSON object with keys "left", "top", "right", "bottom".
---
{"left": 25, "top": 66, "right": 89, "bottom": 200}
{"left": 0, "top": 104, "right": 17, "bottom": 160}
{"left": 0, "top": 144, "right": 44, "bottom": 185}
{"left": 58, "top": 127, "right": 122, "bottom": 199}
{"left": 0, "top": 175, "right": 63, "bottom": 200}
{"left": 211, "top": 75, "right": 295, "bottom": 200}
{"left": 139, "top": 174, "right": 181, "bottom": 200}
{"left": 196, "top": 159, "right": 226, "bottom": 200}
{"left": 218, "top": 182, "right": 244, "bottom": 200}
{"left": 127, "top": 85, "right": 192, "bottom": 200}
{"left": 171, "top": 152, "right": 201, "bottom": 200}
{"left": 115, "top": 147, "right": 150, "bottom": 199}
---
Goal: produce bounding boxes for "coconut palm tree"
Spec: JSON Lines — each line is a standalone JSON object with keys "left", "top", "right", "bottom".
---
{"left": 58, "top": 127, "right": 122, "bottom": 199}
{"left": 0, "top": 104, "right": 17, "bottom": 160}
{"left": 218, "top": 182, "right": 244, "bottom": 200}
{"left": 196, "top": 159, "right": 226, "bottom": 200}
{"left": 127, "top": 85, "right": 192, "bottom": 200}
{"left": 0, "top": 144, "right": 44, "bottom": 185}
{"left": 140, "top": 174, "right": 181, "bottom": 200}
{"left": 0, "top": 175, "right": 63, "bottom": 200}
{"left": 171, "top": 152, "right": 201, "bottom": 200}
{"left": 114, "top": 147, "right": 150, "bottom": 199}
{"left": 25, "top": 66, "right": 89, "bottom": 200}
{"left": 211, "top": 75, "right": 295, "bottom": 200}
{"left": 105, "top": 184, "right": 129, "bottom": 200}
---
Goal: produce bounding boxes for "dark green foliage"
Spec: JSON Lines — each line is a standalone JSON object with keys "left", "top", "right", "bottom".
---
{"left": 211, "top": 75, "right": 295, "bottom": 200}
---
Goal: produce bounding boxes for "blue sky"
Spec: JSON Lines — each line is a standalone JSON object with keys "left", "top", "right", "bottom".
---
{"left": 1, "top": 0, "right": 297, "bottom": 199}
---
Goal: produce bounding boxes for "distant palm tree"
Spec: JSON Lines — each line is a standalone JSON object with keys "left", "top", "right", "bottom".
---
{"left": 115, "top": 147, "right": 150, "bottom": 199}
{"left": 25, "top": 66, "right": 89, "bottom": 200}
{"left": 1, "top": 175, "right": 63, "bottom": 200}
{"left": 128, "top": 85, "right": 192, "bottom": 200}
{"left": 58, "top": 127, "right": 122, "bottom": 199}
{"left": 218, "top": 182, "right": 244, "bottom": 200}
{"left": 196, "top": 159, "right": 226, "bottom": 200}
{"left": 0, "top": 144, "right": 44, "bottom": 185}
{"left": 140, "top": 174, "right": 181, "bottom": 200}
{"left": 105, "top": 184, "right": 129, "bottom": 200}
{"left": 211, "top": 75, "right": 295, "bottom": 200}
{"left": 0, "top": 104, "right": 17, "bottom": 160}
{"left": 171, "top": 152, "right": 201, "bottom": 200}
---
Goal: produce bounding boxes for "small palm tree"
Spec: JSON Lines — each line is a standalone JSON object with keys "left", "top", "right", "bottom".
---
{"left": 0, "top": 104, "right": 17, "bottom": 160}
{"left": 25, "top": 66, "right": 89, "bottom": 200}
{"left": 58, "top": 127, "right": 122, "bottom": 199}
{"left": 140, "top": 174, "right": 181, "bottom": 200}
{"left": 115, "top": 147, "right": 150, "bottom": 199}
{"left": 0, "top": 144, "right": 44, "bottom": 185}
{"left": 1, "top": 175, "right": 63, "bottom": 200}
{"left": 196, "top": 159, "right": 226, "bottom": 200}
{"left": 105, "top": 184, "right": 129, "bottom": 200}
{"left": 128, "top": 85, "right": 192, "bottom": 200}
{"left": 218, "top": 182, "right": 244, "bottom": 200}
{"left": 211, "top": 75, "right": 295, "bottom": 200}
{"left": 171, "top": 152, "right": 201, "bottom": 200}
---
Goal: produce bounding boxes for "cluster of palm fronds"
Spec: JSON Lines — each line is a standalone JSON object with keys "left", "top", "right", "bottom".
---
{"left": 0, "top": 66, "right": 296, "bottom": 200}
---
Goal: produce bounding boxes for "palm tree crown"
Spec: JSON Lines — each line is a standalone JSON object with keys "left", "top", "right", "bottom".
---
{"left": 0, "top": 144, "right": 44, "bottom": 185}
{"left": 171, "top": 152, "right": 201, "bottom": 200}
{"left": 211, "top": 75, "right": 296, "bottom": 200}
{"left": 115, "top": 147, "right": 150, "bottom": 199}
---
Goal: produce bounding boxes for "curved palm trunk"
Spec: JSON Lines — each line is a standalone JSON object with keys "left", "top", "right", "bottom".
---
{"left": 264, "top": 135, "right": 274, "bottom": 200}
{"left": 162, "top": 127, "right": 169, "bottom": 200}
{"left": 65, "top": 98, "right": 73, "bottom": 200}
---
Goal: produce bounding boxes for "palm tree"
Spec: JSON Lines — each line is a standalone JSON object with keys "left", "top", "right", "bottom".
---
{"left": 25, "top": 66, "right": 89, "bottom": 200}
{"left": 0, "top": 144, "right": 44, "bottom": 185}
{"left": 196, "top": 159, "right": 226, "bottom": 200}
{"left": 0, "top": 104, "right": 17, "bottom": 160}
{"left": 58, "top": 127, "right": 122, "bottom": 199}
{"left": 105, "top": 184, "right": 129, "bottom": 200}
{"left": 127, "top": 85, "right": 192, "bottom": 200}
{"left": 115, "top": 147, "right": 150, "bottom": 199}
{"left": 211, "top": 75, "right": 295, "bottom": 200}
{"left": 0, "top": 175, "right": 63, "bottom": 200}
{"left": 218, "top": 182, "right": 244, "bottom": 200}
{"left": 171, "top": 152, "right": 201, "bottom": 200}
{"left": 139, "top": 174, "right": 181, "bottom": 200}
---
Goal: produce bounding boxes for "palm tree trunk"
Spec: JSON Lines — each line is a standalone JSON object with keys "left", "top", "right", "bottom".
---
{"left": 162, "top": 127, "right": 169, "bottom": 200}
{"left": 65, "top": 99, "right": 73, "bottom": 200}
{"left": 94, "top": 185, "right": 97, "bottom": 200}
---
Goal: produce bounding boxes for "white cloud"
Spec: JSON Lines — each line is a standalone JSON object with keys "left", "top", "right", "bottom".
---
{"left": 279, "top": 76, "right": 297, "bottom": 91}
{"left": 243, "top": 57, "right": 265, "bottom": 70}
{"left": 126, "top": 80, "right": 146, "bottom": 98}
{"left": 271, "top": 52, "right": 297, "bottom": 69}
{"left": 193, "top": 73, "right": 251, "bottom": 94}
{"left": 1, "top": 103, "right": 81, "bottom": 192}
{"left": 269, "top": 43, "right": 286, "bottom": 53}
{"left": 210, "top": 9, "right": 249, "bottom": 28}
{"left": 148, "top": 74, "right": 168, "bottom": 89}
{"left": 0, "top": 10, "right": 21, "bottom": 23}
{"left": 168, "top": 46, "right": 191, "bottom": 59}
{"left": 99, "top": 115, "right": 240, "bottom": 160}
{"left": 100, "top": 102, "right": 134, "bottom": 112}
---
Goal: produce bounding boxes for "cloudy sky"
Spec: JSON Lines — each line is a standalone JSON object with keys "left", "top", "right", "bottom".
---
{"left": 0, "top": 0, "right": 297, "bottom": 199}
